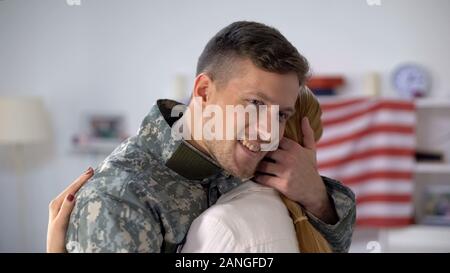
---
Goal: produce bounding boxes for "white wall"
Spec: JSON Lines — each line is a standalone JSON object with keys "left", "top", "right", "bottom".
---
{"left": 1, "top": 0, "right": 449, "bottom": 252}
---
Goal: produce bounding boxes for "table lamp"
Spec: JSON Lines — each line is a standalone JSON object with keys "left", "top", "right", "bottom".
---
{"left": 0, "top": 96, "right": 51, "bottom": 250}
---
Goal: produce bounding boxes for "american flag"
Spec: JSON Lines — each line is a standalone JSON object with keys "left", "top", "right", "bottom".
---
{"left": 317, "top": 98, "right": 416, "bottom": 227}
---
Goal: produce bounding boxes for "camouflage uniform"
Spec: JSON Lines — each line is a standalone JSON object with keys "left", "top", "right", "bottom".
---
{"left": 66, "top": 99, "right": 356, "bottom": 253}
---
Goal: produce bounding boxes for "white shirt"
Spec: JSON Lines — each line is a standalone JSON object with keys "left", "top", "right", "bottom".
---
{"left": 181, "top": 181, "right": 300, "bottom": 253}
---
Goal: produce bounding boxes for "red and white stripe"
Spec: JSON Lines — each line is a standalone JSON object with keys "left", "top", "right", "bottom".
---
{"left": 317, "top": 98, "right": 416, "bottom": 227}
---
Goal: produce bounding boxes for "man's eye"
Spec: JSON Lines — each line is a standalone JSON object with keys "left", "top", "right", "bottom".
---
{"left": 248, "top": 99, "right": 264, "bottom": 106}
{"left": 278, "top": 112, "right": 289, "bottom": 122}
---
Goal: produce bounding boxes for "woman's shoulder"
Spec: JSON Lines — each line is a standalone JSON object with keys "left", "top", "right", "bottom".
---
{"left": 184, "top": 181, "right": 299, "bottom": 252}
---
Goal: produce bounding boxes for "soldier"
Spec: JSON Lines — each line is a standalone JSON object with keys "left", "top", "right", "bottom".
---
{"left": 47, "top": 21, "right": 356, "bottom": 253}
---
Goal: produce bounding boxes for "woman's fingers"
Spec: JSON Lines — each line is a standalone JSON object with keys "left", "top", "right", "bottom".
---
{"left": 47, "top": 167, "right": 94, "bottom": 253}
{"left": 54, "top": 167, "right": 93, "bottom": 204}
{"left": 49, "top": 167, "right": 94, "bottom": 219}
{"left": 56, "top": 167, "right": 94, "bottom": 200}
{"left": 47, "top": 194, "right": 76, "bottom": 253}
{"left": 55, "top": 194, "right": 76, "bottom": 227}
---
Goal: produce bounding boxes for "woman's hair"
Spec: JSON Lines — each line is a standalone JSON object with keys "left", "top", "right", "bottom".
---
{"left": 280, "top": 87, "right": 332, "bottom": 253}
{"left": 284, "top": 86, "right": 323, "bottom": 144}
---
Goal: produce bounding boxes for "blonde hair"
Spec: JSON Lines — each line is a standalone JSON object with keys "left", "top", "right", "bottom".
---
{"left": 284, "top": 86, "right": 323, "bottom": 144}
{"left": 281, "top": 86, "right": 332, "bottom": 253}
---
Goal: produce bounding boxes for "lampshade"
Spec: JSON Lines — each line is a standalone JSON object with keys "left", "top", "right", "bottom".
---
{"left": 0, "top": 97, "right": 51, "bottom": 144}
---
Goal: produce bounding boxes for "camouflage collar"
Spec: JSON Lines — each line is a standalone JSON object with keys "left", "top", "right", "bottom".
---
{"left": 137, "top": 99, "right": 238, "bottom": 185}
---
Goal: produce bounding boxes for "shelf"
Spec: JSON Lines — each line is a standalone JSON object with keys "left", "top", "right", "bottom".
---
{"left": 317, "top": 95, "right": 450, "bottom": 109}
{"left": 379, "top": 225, "right": 450, "bottom": 252}
{"left": 415, "top": 163, "right": 450, "bottom": 174}
{"left": 415, "top": 98, "right": 450, "bottom": 109}
{"left": 71, "top": 138, "right": 124, "bottom": 155}
{"left": 351, "top": 224, "right": 450, "bottom": 252}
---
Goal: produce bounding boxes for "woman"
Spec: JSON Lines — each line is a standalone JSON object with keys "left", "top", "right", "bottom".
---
{"left": 47, "top": 87, "right": 330, "bottom": 253}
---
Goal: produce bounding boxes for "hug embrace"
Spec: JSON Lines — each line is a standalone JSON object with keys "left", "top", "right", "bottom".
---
{"left": 47, "top": 21, "right": 356, "bottom": 253}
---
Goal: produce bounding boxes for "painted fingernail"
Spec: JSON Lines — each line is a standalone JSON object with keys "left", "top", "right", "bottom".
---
{"left": 85, "top": 167, "right": 93, "bottom": 175}
{"left": 67, "top": 194, "right": 74, "bottom": 202}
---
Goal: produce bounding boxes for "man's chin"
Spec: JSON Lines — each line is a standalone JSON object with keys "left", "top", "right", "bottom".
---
{"left": 228, "top": 165, "right": 257, "bottom": 180}
{"left": 231, "top": 157, "right": 265, "bottom": 179}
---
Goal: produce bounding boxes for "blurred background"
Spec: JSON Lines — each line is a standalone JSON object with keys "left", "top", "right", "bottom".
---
{"left": 1, "top": 0, "right": 450, "bottom": 252}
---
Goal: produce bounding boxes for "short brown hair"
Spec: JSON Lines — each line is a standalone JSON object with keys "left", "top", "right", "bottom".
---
{"left": 196, "top": 21, "right": 310, "bottom": 87}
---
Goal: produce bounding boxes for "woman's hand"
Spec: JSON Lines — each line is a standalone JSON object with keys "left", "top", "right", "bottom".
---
{"left": 46, "top": 167, "right": 94, "bottom": 253}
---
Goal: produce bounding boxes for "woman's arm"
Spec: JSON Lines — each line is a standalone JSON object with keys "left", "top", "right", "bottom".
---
{"left": 46, "top": 167, "right": 93, "bottom": 253}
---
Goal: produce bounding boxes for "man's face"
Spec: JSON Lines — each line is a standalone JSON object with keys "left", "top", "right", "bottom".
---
{"left": 200, "top": 59, "right": 299, "bottom": 179}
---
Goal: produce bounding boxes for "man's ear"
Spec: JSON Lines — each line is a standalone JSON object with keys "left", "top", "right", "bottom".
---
{"left": 193, "top": 73, "right": 212, "bottom": 103}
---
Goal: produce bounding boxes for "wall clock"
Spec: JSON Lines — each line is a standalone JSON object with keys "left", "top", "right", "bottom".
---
{"left": 392, "top": 64, "right": 430, "bottom": 98}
